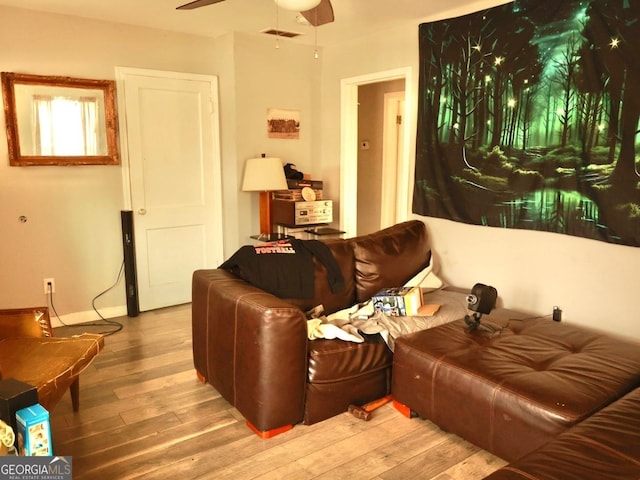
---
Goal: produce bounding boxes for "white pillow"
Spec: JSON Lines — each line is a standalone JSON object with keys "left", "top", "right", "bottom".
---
{"left": 404, "top": 259, "right": 445, "bottom": 290}
{"left": 326, "top": 259, "right": 444, "bottom": 322}
{"left": 327, "top": 300, "right": 374, "bottom": 322}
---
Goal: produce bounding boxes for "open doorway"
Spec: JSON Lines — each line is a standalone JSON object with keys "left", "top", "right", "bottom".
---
{"left": 357, "top": 80, "right": 405, "bottom": 235}
{"left": 339, "top": 67, "right": 412, "bottom": 238}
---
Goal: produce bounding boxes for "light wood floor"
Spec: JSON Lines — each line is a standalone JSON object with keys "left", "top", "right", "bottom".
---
{"left": 51, "top": 304, "right": 506, "bottom": 479}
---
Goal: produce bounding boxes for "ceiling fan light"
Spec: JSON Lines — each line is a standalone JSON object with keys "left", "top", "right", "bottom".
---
{"left": 275, "top": 0, "right": 321, "bottom": 12}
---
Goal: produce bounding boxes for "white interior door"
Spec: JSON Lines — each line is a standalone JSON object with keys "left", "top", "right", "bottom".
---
{"left": 117, "top": 68, "right": 223, "bottom": 311}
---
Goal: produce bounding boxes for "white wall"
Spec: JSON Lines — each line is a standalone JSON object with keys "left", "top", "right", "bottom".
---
{"left": 0, "top": 6, "right": 220, "bottom": 320}
{"left": 0, "top": 6, "right": 321, "bottom": 323}
{"left": 2, "top": 2, "right": 638, "bottom": 342}
{"left": 212, "top": 32, "right": 241, "bottom": 260}
{"left": 230, "top": 33, "right": 321, "bottom": 244}
{"left": 319, "top": 3, "right": 640, "bottom": 340}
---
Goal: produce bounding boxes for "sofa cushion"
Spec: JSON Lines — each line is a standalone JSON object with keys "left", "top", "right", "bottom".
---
{"left": 305, "top": 335, "right": 393, "bottom": 424}
{"left": 308, "top": 336, "right": 393, "bottom": 384}
{"left": 262, "top": 221, "right": 430, "bottom": 315}
{"left": 352, "top": 220, "right": 431, "bottom": 303}
{"left": 283, "top": 240, "right": 356, "bottom": 315}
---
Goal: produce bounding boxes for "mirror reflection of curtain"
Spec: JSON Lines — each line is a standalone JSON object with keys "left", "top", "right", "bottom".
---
{"left": 32, "top": 95, "right": 98, "bottom": 156}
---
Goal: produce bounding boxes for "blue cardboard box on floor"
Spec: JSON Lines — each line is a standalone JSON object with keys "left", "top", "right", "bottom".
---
{"left": 16, "top": 403, "right": 52, "bottom": 456}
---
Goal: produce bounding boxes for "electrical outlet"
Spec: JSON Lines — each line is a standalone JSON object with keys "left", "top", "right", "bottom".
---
{"left": 553, "top": 306, "right": 562, "bottom": 322}
{"left": 43, "top": 278, "right": 55, "bottom": 294}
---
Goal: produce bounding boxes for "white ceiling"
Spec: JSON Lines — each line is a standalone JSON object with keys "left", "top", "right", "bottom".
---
{"left": 0, "top": 0, "right": 507, "bottom": 47}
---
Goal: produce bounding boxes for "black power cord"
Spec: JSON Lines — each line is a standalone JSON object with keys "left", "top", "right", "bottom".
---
{"left": 47, "top": 285, "right": 67, "bottom": 327}
{"left": 47, "top": 260, "right": 125, "bottom": 337}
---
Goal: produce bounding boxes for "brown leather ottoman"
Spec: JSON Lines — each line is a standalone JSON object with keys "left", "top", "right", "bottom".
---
{"left": 392, "top": 318, "right": 640, "bottom": 461}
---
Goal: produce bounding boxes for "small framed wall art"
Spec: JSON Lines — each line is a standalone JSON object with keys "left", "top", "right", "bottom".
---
{"left": 267, "top": 108, "right": 300, "bottom": 140}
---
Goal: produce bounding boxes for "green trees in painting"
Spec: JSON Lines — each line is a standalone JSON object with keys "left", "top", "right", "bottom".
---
{"left": 413, "top": 0, "right": 640, "bottom": 246}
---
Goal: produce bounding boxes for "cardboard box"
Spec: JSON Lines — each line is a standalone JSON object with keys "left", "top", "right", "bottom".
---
{"left": 0, "top": 378, "right": 38, "bottom": 435}
{"left": 372, "top": 286, "right": 423, "bottom": 316}
{"left": 16, "top": 404, "right": 52, "bottom": 456}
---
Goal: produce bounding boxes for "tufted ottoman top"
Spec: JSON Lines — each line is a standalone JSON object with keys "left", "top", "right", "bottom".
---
{"left": 392, "top": 317, "right": 640, "bottom": 461}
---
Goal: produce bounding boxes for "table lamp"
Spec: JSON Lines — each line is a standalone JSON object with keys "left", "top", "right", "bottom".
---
{"left": 242, "top": 156, "right": 289, "bottom": 241}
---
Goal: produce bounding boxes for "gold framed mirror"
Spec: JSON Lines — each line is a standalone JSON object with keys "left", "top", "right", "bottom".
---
{"left": 1, "top": 72, "right": 120, "bottom": 166}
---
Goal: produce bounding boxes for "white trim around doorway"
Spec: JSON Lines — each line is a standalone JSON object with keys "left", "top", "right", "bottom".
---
{"left": 339, "top": 67, "right": 413, "bottom": 238}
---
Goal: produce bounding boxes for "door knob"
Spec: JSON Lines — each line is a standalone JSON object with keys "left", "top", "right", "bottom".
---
{"left": 138, "top": 208, "right": 147, "bottom": 215}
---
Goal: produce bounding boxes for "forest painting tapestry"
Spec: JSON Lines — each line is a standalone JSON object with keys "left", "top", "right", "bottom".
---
{"left": 413, "top": 0, "right": 640, "bottom": 247}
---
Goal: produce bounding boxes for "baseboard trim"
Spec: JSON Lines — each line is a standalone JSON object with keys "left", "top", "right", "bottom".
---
{"left": 50, "top": 305, "right": 128, "bottom": 328}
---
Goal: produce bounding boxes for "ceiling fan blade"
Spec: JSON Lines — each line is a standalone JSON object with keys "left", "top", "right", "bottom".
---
{"left": 301, "top": 0, "right": 334, "bottom": 26}
{"left": 176, "top": 0, "right": 225, "bottom": 10}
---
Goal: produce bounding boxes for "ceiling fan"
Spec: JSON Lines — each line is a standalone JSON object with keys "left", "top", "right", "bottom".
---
{"left": 176, "top": 0, "right": 334, "bottom": 27}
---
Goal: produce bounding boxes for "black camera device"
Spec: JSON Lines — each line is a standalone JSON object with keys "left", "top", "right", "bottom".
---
{"left": 464, "top": 283, "right": 497, "bottom": 332}
{"left": 466, "top": 283, "right": 497, "bottom": 315}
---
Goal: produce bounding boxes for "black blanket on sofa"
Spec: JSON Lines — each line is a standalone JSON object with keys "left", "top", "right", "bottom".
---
{"left": 219, "top": 239, "right": 344, "bottom": 299}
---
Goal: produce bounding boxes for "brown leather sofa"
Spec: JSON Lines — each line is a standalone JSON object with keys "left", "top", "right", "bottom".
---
{"left": 0, "top": 306, "right": 104, "bottom": 412}
{"left": 192, "top": 220, "right": 431, "bottom": 437}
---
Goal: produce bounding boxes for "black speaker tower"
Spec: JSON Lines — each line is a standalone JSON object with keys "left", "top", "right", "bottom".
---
{"left": 121, "top": 210, "right": 139, "bottom": 317}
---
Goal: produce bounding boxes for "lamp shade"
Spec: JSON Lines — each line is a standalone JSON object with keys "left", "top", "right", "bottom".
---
{"left": 275, "top": 0, "right": 321, "bottom": 12}
{"left": 242, "top": 157, "right": 287, "bottom": 192}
